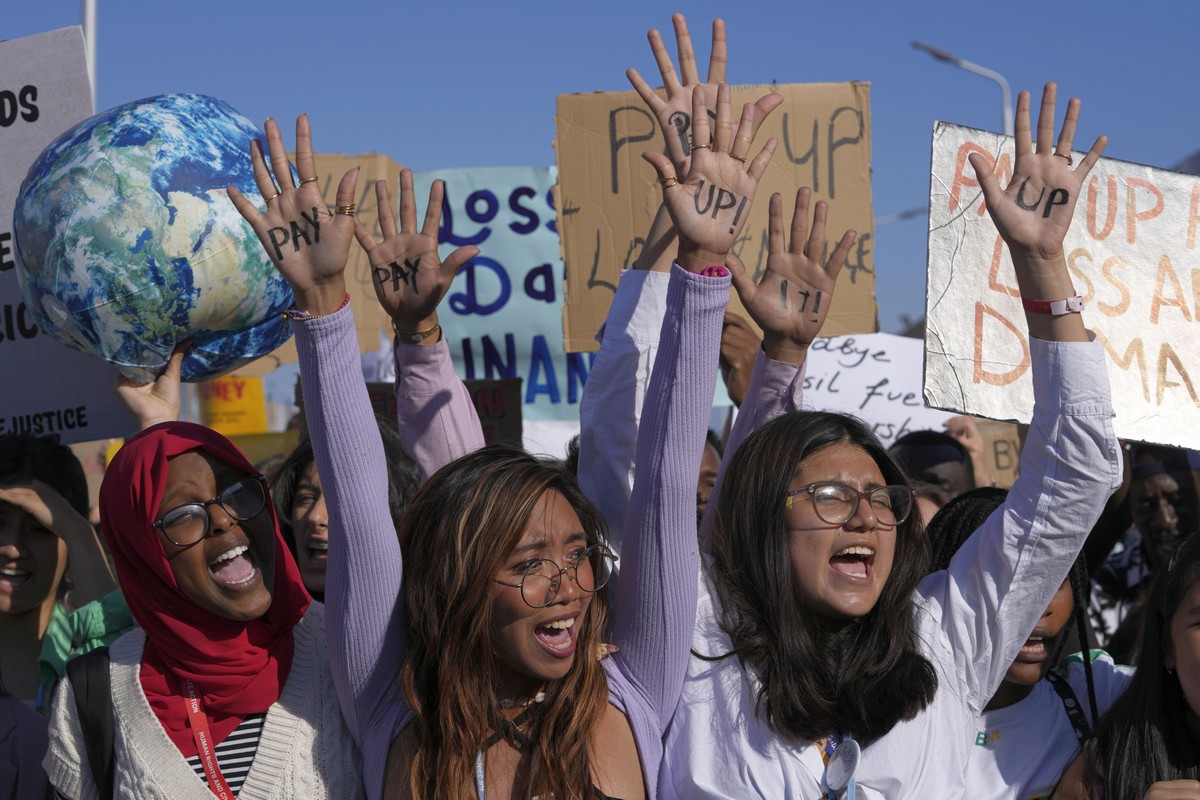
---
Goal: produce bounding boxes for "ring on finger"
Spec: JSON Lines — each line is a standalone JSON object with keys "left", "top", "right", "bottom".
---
{"left": 730, "top": 153, "right": 747, "bottom": 164}
{"left": 262, "top": 191, "right": 281, "bottom": 203}
{"left": 1053, "top": 152, "right": 1074, "bottom": 167}
{"left": 691, "top": 143, "right": 711, "bottom": 151}
{"left": 334, "top": 203, "right": 357, "bottom": 216}
{"left": 299, "top": 177, "right": 319, "bottom": 185}
{"left": 659, "top": 177, "right": 679, "bottom": 189}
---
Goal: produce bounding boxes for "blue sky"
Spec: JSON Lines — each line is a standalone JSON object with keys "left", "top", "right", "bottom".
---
{"left": 7, "top": 1, "right": 1197, "bottom": 333}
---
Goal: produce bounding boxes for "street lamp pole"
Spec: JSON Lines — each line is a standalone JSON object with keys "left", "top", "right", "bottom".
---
{"left": 913, "top": 42, "right": 1013, "bottom": 136}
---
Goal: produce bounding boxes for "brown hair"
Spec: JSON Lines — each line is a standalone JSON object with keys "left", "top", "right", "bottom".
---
{"left": 398, "top": 445, "right": 611, "bottom": 799}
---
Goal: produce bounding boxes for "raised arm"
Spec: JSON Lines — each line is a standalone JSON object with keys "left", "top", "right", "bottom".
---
{"left": 921, "top": 84, "right": 1121, "bottom": 710}
{"left": 355, "top": 171, "right": 484, "bottom": 478}
{"left": 580, "top": 14, "right": 780, "bottom": 538}
{"left": 228, "top": 115, "right": 401, "bottom": 752}
{"left": 611, "top": 80, "right": 778, "bottom": 726}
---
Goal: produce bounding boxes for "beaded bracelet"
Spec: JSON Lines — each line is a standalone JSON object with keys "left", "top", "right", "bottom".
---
{"left": 280, "top": 293, "right": 350, "bottom": 322}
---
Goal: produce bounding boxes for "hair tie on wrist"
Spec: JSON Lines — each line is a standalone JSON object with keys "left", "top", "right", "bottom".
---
{"left": 281, "top": 293, "right": 350, "bottom": 322}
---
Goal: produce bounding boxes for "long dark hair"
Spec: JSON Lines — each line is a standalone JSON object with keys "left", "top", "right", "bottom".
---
{"left": 1082, "top": 532, "right": 1200, "bottom": 799}
{"left": 704, "top": 411, "right": 938, "bottom": 746}
{"left": 398, "top": 445, "right": 612, "bottom": 800}
{"left": 928, "top": 488, "right": 1099, "bottom": 725}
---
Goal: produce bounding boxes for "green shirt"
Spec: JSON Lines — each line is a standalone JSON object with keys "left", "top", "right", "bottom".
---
{"left": 36, "top": 590, "right": 134, "bottom": 713}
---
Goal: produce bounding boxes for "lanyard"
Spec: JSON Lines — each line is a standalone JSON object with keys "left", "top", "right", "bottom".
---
{"left": 1045, "top": 670, "right": 1092, "bottom": 742}
{"left": 183, "top": 680, "right": 235, "bottom": 800}
{"left": 820, "top": 732, "right": 859, "bottom": 800}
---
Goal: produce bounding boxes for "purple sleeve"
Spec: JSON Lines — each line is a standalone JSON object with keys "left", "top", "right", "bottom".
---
{"left": 611, "top": 264, "right": 729, "bottom": 730}
{"left": 392, "top": 338, "right": 485, "bottom": 477}
{"left": 293, "top": 306, "right": 407, "bottom": 766}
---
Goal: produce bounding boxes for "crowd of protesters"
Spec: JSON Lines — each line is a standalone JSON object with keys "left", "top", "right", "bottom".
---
{"left": 4, "top": 13, "right": 1200, "bottom": 800}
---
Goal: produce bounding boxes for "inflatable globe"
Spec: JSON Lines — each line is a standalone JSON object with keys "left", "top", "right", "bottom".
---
{"left": 13, "top": 93, "right": 293, "bottom": 383}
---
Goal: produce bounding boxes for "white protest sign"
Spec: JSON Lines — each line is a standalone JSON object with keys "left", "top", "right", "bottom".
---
{"left": 1, "top": 27, "right": 135, "bottom": 442}
{"left": 926, "top": 122, "right": 1200, "bottom": 449}
{"left": 801, "top": 332, "right": 953, "bottom": 448}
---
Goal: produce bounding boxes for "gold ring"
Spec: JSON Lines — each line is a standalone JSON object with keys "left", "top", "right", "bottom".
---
{"left": 299, "top": 177, "right": 319, "bottom": 185}
{"left": 730, "top": 154, "right": 747, "bottom": 163}
{"left": 262, "top": 192, "right": 280, "bottom": 203}
{"left": 1054, "top": 152, "right": 1074, "bottom": 167}
{"left": 659, "top": 177, "right": 679, "bottom": 189}
{"left": 334, "top": 203, "right": 357, "bottom": 216}
{"left": 691, "top": 143, "right": 711, "bottom": 151}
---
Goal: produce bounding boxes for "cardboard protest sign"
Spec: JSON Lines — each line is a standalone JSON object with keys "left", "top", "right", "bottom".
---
{"left": 974, "top": 418, "right": 1022, "bottom": 489}
{"left": 1, "top": 27, "right": 136, "bottom": 442}
{"left": 415, "top": 166, "right": 594, "bottom": 422}
{"left": 555, "top": 82, "right": 878, "bottom": 352}
{"left": 238, "top": 153, "right": 403, "bottom": 374}
{"left": 926, "top": 122, "right": 1200, "bottom": 449}
{"left": 801, "top": 332, "right": 954, "bottom": 448}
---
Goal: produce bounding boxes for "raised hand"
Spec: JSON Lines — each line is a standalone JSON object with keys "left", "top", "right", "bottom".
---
{"left": 719, "top": 312, "right": 760, "bottom": 407}
{"left": 355, "top": 170, "right": 478, "bottom": 340}
{"left": 727, "top": 188, "right": 856, "bottom": 364}
{"left": 644, "top": 83, "right": 778, "bottom": 272}
{"left": 968, "top": 83, "right": 1104, "bottom": 343}
{"left": 116, "top": 343, "right": 186, "bottom": 430}
{"left": 227, "top": 114, "right": 360, "bottom": 315}
{"left": 628, "top": 15, "right": 782, "bottom": 175}
{"left": 969, "top": 84, "right": 1105, "bottom": 261}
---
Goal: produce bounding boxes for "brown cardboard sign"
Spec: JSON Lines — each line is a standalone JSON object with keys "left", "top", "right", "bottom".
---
{"left": 239, "top": 152, "right": 403, "bottom": 374}
{"left": 974, "top": 418, "right": 1022, "bottom": 489}
{"left": 555, "top": 82, "right": 878, "bottom": 352}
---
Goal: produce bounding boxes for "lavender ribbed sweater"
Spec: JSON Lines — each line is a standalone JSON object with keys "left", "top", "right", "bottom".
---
{"left": 292, "top": 264, "right": 724, "bottom": 799}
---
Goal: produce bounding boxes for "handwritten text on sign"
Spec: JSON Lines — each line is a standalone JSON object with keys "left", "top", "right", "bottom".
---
{"left": 555, "top": 82, "right": 878, "bottom": 353}
{"left": 415, "top": 166, "right": 594, "bottom": 422}
{"left": 925, "top": 122, "right": 1200, "bottom": 448}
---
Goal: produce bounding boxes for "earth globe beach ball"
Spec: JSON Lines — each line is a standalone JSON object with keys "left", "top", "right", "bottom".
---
{"left": 13, "top": 93, "right": 293, "bottom": 383}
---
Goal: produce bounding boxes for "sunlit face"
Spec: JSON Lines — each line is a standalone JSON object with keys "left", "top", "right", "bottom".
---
{"left": 0, "top": 491, "right": 67, "bottom": 616}
{"left": 155, "top": 452, "right": 276, "bottom": 621}
{"left": 697, "top": 442, "right": 721, "bottom": 524}
{"left": 1003, "top": 579, "right": 1074, "bottom": 686}
{"left": 785, "top": 443, "right": 897, "bottom": 621}
{"left": 1168, "top": 580, "right": 1200, "bottom": 717}
{"left": 491, "top": 491, "right": 594, "bottom": 696}
{"left": 289, "top": 462, "right": 328, "bottom": 594}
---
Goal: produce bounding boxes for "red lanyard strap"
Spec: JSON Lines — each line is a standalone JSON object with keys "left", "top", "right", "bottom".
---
{"left": 183, "top": 680, "right": 236, "bottom": 800}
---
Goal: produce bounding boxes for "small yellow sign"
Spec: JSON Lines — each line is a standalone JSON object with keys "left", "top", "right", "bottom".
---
{"left": 197, "top": 375, "right": 268, "bottom": 437}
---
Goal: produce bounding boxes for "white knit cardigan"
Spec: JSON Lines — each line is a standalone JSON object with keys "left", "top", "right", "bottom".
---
{"left": 44, "top": 602, "right": 363, "bottom": 800}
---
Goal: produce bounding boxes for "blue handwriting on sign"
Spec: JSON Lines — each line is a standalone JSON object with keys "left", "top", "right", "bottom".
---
{"left": 439, "top": 185, "right": 556, "bottom": 247}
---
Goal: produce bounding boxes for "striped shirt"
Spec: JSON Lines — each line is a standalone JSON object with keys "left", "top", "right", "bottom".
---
{"left": 184, "top": 713, "right": 265, "bottom": 796}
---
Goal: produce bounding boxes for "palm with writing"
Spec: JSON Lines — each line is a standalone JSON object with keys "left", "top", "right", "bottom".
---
{"left": 227, "top": 114, "right": 360, "bottom": 315}
{"left": 644, "top": 83, "right": 778, "bottom": 272}
{"left": 968, "top": 83, "right": 1106, "bottom": 263}
{"left": 355, "top": 170, "right": 478, "bottom": 338}
{"left": 727, "top": 188, "right": 856, "bottom": 364}
{"left": 629, "top": 15, "right": 782, "bottom": 176}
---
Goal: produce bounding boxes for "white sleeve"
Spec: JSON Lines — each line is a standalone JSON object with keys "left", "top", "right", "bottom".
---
{"left": 577, "top": 269, "right": 670, "bottom": 551}
{"left": 916, "top": 337, "right": 1122, "bottom": 714}
{"left": 43, "top": 676, "right": 99, "bottom": 800}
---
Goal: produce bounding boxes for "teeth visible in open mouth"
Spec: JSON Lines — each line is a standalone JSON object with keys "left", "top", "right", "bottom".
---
{"left": 836, "top": 546, "right": 874, "bottom": 557}
{"left": 545, "top": 618, "right": 575, "bottom": 630}
{"left": 0, "top": 568, "right": 27, "bottom": 577}
{"left": 210, "top": 545, "right": 248, "bottom": 566}
{"left": 309, "top": 541, "right": 328, "bottom": 552}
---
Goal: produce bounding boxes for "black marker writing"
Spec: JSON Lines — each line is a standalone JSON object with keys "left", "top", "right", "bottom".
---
{"left": 694, "top": 181, "right": 715, "bottom": 215}
{"left": 728, "top": 197, "right": 747, "bottom": 234}
{"left": 266, "top": 206, "right": 323, "bottom": 261}
{"left": 797, "top": 289, "right": 823, "bottom": 315}
{"left": 373, "top": 258, "right": 420, "bottom": 294}
{"left": 1014, "top": 179, "right": 1046, "bottom": 212}
{"left": 1043, "top": 188, "right": 1069, "bottom": 218}
{"left": 668, "top": 111, "right": 691, "bottom": 156}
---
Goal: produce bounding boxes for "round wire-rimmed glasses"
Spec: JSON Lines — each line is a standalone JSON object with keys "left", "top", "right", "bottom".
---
{"left": 152, "top": 475, "right": 269, "bottom": 546}
{"left": 785, "top": 482, "right": 915, "bottom": 528}
{"left": 495, "top": 544, "right": 618, "bottom": 608}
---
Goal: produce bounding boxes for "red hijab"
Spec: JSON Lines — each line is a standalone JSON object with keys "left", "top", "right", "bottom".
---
{"left": 99, "top": 421, "right": 310, "bottom": 757}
